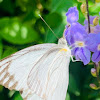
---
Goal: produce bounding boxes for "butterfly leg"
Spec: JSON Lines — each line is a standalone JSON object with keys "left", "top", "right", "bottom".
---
{"left": 70, "top": 56, "right": 80, "bottom": 62}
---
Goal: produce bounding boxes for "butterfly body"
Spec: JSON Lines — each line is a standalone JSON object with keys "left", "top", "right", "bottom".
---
{"left": 0, "top": 38, "right": 71, "bottom": 100}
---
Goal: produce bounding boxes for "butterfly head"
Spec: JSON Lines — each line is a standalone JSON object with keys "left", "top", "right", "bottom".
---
{"left": 58, "top": 37, "right": 71, "bottom": 56}
{"left": 58, "top": 37, "right": 67, "bottom": 45}
{"left": 58, "top": 37, "right": 69, "bottom": 47}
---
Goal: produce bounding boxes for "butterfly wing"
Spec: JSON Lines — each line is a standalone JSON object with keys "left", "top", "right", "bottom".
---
{"left": 0, "top": 43, "right": 56, "bottom": 91}
{"left": 27, "top": 48, "right": 70, "bottom": 100}
{"left": 46, "top": 54, "right": 70, "bottom": 100}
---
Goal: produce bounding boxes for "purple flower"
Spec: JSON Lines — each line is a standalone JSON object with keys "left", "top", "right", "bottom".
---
{"left": 66, "top": 7, "right": 79, "bottom": 24}
{"left": 65, "top": 22, "right": 91, "bottom": 65}
{"left": 84, "top": 16, "right": 100, "bottom": 34}
{"left": 65, "top": 7, "right": 93, "bottom": 65}
{"left": 87, "top": 33, "right": 100, "bottom": 62}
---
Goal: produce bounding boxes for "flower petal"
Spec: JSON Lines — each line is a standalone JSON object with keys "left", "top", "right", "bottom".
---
{"left": 74, "top": 47, "right": 90, "bottom": 65}
{"left": 94, "top": 25, "right": 100, "bottom": 34}
{"left": 65, "top": 22, "right": 88, "bottom": 45}
{"left": 85, "top": 33, "right": 98, "bottom": 52}
{"left": 92, "top": 51, "right": 100, "bottom": 62}
{"left": 66, "top": 7, "right": 79, "bottom": 24}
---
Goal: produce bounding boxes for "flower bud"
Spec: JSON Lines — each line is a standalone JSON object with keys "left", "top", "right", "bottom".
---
{"left": 80, "top": 4, "right": 86, "bottom": 13}
{"left": 91, "top": 68, "right": 97, "bottom": 77}
{"left": 37, "top": 3, "right": 43, "bottom": 11}
{"left": 93, "top": 17, "right": 99, "bottom": 26}
{"left": 90, "top": 84, "right": 98, "bottom": 90}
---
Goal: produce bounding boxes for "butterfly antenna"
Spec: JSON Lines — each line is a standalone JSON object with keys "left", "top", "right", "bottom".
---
{"left": 39, "top": 14, "right": 59, "bottom": 39}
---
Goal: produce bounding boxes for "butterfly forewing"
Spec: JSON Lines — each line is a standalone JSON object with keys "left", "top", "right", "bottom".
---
{"left": 0, "top": 44, "right": 56, "bottom": 91}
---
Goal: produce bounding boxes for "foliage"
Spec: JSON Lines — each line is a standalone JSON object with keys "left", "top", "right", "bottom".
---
{"left": 0, "top": 0, "right": 100, "bottom": 100}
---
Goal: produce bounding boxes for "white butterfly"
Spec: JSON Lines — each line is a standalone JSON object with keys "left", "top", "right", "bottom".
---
{"left": 0, "top": 37, "right": 72, "bottom": 100}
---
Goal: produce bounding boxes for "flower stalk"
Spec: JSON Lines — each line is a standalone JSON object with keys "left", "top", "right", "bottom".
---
{"left": 86, "top": 0, "right": 90, "bottom": 33}
{"left": 94, "top": 63, "right": 100, "bottom": 87}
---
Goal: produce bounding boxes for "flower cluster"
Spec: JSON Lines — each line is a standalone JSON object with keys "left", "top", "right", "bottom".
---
{"left": 65, "top": 7, "right": 100, "bottom": 65}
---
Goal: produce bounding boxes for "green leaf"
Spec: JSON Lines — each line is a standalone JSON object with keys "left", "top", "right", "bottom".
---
{"left": 2, "top": 46, "right": 17, "bottom": 59}
{"left": 0, "top": 17, "right": 38, "bottom": 45}
{"left": 50, "top": 0, "right": 74, "bottom": 13}
{"left": 89, "top": 3, "right": 100, "bottom": 15}
{"left": 13, "top": 92, "right": 23, "bottom": 100}
{"left": 45, "top": 12, "right": 62, "bottom": 28}
{"left": 68, "top": 73, "right": 80, "bottom": 96}
{"left": 0, "top": 0, "right": 14, "bottom": 14}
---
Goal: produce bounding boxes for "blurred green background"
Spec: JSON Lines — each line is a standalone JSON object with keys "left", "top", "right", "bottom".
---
{"left": 0, "top": 0, "right": 100, "bottom": 100}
